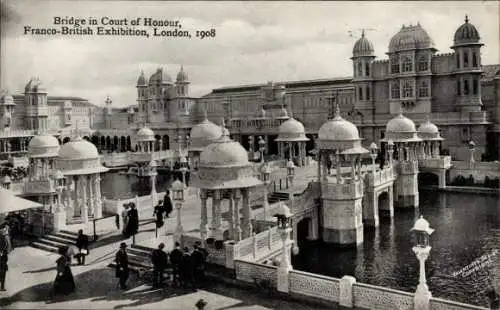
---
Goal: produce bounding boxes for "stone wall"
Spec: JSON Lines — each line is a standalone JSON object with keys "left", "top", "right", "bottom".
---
{"left": 430, "top": 297, "right": 488, "bottom": 310}
{"left": 234, "top": 259, "right": 277, "bottom": 287}
{"left": 289, "top": 270, "right": 340, "bottom": 303}
{"left": 352, "top": 282, "right": 414, "bottom": 310}
{"left": 449, "top": 160, "right": 500, "bottom": 180}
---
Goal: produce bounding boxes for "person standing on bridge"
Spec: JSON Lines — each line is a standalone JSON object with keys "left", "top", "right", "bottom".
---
{"left": 75, "top": 229, "right": 89, "bottom": 266}
{"left": 163, "top": 191, "right": 173, "bottom": 218}
{"left": 115, "top": 242, "right": 129, "bottom": 290}
{"left": 0, "top": 250, "right": 8, "bottom": 291}
{"left": 153, "top": 201, "right": 165, "bottom": 228}
{"left": 121, "top": 204, "right": 130, "bottom": 237}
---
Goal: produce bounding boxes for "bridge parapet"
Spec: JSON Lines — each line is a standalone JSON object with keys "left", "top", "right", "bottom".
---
{"left": 419, "top": 156, "right": 452, "bottom": 170}
{"left": 366, "top": 166, "right": 395, "bottom": 188}
{"left": 24, "top": 178, "right": 56, "bottom": 194}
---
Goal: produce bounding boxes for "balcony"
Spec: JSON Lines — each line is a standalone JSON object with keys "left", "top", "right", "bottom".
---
{"left": 418, "top": 156, "right": 452, "bottom": 170}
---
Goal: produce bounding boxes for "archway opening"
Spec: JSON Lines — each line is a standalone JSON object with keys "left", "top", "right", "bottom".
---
{"left": 62, "top": 137, "right": 70, "bottom": 144}
{"left": 162, "top": 135, "right": 169, "bottom": 150}
{"left": 378, "top": 191, "right": 391, "bottom": 219}
{"left": 154, "top": 135, "right": 161, "bottom": 151}
{"left": 418, "top": 172, "right": 439, "bottom": 188}
{"left": 113, "top": 136, "right": 118, "bottom": 152}
{"left": 127, "top": 136, "right": 132, "bottom": 151}
{"left": 296, "top": 217, "right": 311, "bottom": 248}
{"left": 120, "top": 136, "right": 126, "bottom": 152}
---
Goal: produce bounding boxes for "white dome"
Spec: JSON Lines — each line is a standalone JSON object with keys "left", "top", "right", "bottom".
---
{"left": 279, "top": 118, "right": 305, "bottom": 135}
{"left": 418, "top": 119, "right": 439, "bottom": 134}
{"left": 199, "top": 137, "right": 249, "bottom": 168}
{"left": 190, "top": 119, "right": 222, "bottom": 141}
{"left": 318, "top": 115, "right": 360, "bottom": 141}
{"left": 411, "top": 215, "right": 434, "bottom": 234}
{"left": 58, "top": 138, "right": 99, "bottom": 160}
{"left": 137, "top": 127, "right": 155, "bottom": 141}
{"left": 0, "top": 93, "right": 14, "bottom": 105}
{"left": 386, "top": 114, "right": 417, "bottom": 133}
{"left": 28, "top": 134, "right": 60, "bottom": 158}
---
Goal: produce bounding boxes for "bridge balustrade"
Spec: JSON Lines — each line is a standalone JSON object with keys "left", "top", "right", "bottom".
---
{"left": 418, "top": 156, "right": 452, "bottom": 169}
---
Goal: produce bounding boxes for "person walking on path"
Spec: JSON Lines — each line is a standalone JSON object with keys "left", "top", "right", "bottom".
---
{"left": 163, "top": 192, "right": 173, "bottom": 218}
{"left": 115, "top": 242, "right": 129, "bottom": 290}
{"left": 121, "top": 204, "right": 130, "bottom": 237}
{"left": 0, "top": 250, "right": 8, "bottom": 291}
{"left": 75, "top": 229, "right": 89, "bottom": 266}
{"left": 151, "top": 243, "right": 168, "bottom": 288}
{"left": 181, "top": 246, "right": 194, "bottom": 289}
{"left": 0, "top": 223, "right": 12, "bottom": 254}
{"left": 153, "top": 201, "right": 165, "bottom": 229}
{"left": 192, "top": 243, "right": 207, "bottom": 287}
{"left": 169, "top": 242, "right": 183, "bottom": 287}
{"left": 125, "top": 203, "right": 139, "bottom": 238}
{"left": 52, "top": 246, "right": 76, "bottom": 297}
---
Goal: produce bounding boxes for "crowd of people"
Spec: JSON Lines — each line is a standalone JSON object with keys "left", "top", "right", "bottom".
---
{"left": 115, "top": 241, "right": 208, "bottom": 290}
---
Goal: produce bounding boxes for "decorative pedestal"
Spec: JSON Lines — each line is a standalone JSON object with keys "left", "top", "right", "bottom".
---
{"left": 53, "top": 211, "right": 66, "bottom": 233}
{"left": 413, "top": 246, "right": 432, "bottom": 310}
{"left": 339, "top": 275, "right": 356, "bottom": 307}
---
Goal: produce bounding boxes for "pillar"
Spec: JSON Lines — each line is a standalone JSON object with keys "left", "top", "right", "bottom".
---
{"left": 200, "top": 189, "right": 208, "bottom": 245}
{"left": 362, "top": 191, "right": 379, "bottom": 227}
{"left": 228, "top": 193, "right": 234, "bottom": 240}
{"left": 317, "top": 152, "right": 322, "bottom": 182}
{"left": 438, "top": 170, "right": 446, "bottom": 189}
{"left": 80, "top": 176, "right": 88, "bottom": 223}
{"left": 213, "top": 189, "right": 224, "bottom": 240}
{"left": 88, "top": 175, "right": 95, "bottom": 218}
{"left": 339, "top": 276, "right": 357, "bottom": 307}
{"left": 233, "top": 189, "right": 242, "bottom": 242}
{"left": 242, "top": 188, "right": 252, "bottom": 239}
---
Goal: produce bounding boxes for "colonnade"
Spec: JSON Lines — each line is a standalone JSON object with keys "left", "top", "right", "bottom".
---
{"left": 278, "top": 141, "right": 307, "bottom": 166}
{"left": 316, "top": 151, "right": 363, "bottom": 183}
{"left": 65, "top": 174, "right": 103, "bottom": 223}
{"left": 29, "top": 157, "right": 56, "bottom": 180}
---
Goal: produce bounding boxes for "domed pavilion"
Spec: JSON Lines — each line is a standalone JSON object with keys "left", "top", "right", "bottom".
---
{"left": 136, "top": 126, "right": 156, "bottom": 152}
{"left": 381, "top": 113, "right": 422, "bottom": 208}
{"left": 188, "top": 110, "right": 223, "bottom": 170}
{"left": 275, "top": 114, "right": 309, "bottom": 166}
{"left": 56, "top": 131, "right": 109, "bottom": 223}
{"left": 316, "top": 104, "right": 368, "bottom": 245}
{"left": 417, "top": 116, "right": 443, "bottom": 159}
{"left": 191, "top": 123, "right": 262, "bottom": 243}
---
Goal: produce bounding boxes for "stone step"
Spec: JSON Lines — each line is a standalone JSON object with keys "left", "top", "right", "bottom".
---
{"left": 58, "top": 230, "right": 80, "bottom": 238}
{"left": 31, "top": 241, "right": 59, "bottom": 253}
{"left": 36, "top": 238, "right": 68, "bottom": 249}
{"left": 127, "top": 247, "right": 151, "bottom": 257}
{"left": 43, "top": 234, "right": 77, "bottom": 245}
{"left": 132, "top": 244, "right": 155, "bottom": 252}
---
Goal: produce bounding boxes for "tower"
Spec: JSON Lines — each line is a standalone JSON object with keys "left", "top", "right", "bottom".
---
{"left": 136, "top": 70, "right": 148, "bottom": 124}
{"left": 24, "top": 77, "right": 49, "bottom": 131}
{"left": 0, "top": 92, "right": 15, "bottom": 130}
{"left": 451, "top": 15, "right": 483, "bottom": 112}
{"left": 351, "top": 30, "right": 375, "bottom": 118}
{"left": 63, "top": 100, "right": 72, "bottom": 127}
{"left": 175, "top": 65, "right": 190, "bottom": 116}
{"left": 104, "top": 96, "right": 113, "bottom": 129}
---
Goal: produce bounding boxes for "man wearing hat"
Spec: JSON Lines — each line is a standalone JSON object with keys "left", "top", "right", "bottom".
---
{"left": 115, "top": 242, "right": 129, "bottom": 289}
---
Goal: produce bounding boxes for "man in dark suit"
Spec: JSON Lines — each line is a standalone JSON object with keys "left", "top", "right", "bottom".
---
{"left": 169, "top": 242, "right": 183, "bottom": 287}
{"left": 0, "top": 250, "right": 7, "bottom": 291}
{"left": 115, "top": 242, "right": 129, "bottom": 289}
{"left": 163, "top": 192, "right": 173, "bottom": 218}
{"left": 151, "top": 243, "right": 168, "bottom": 288}
{"left": 126, "top": 203, "right": 139, "bottom": 238}
{"left": 191, "top": 243, "right": 206, "bottom": 287}
{"left": 181, "top": 247, "right": 194, "bottom": 289}
{"left": 75, "top": 229, "right": 89, "bottom": 265}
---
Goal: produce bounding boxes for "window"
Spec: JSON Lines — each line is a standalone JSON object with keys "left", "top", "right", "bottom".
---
{"left": 402, "top": 80, "right": 414, "bottom": 98}
{"left": 366, "top": 86, "right": 371, "bottom": 100}
{"left": 358, "top": 87, "right": 363, "bottom": 100}
{"left": 402, "top": 55, "right": 413, "bottom": 72}
{"left": 365, "top": 62, "right": 370, "bottom": 76}
{"left": 473, "top": 79, "right": 478, "bottom": 95}
{"left": 418, "top": 56, "right": 428, "bottom": 71}
{"left": 472, "top": 51, "right": 478, "bottom": 67}
{"left": 419, "top": 80, "right": 429, "bottom": 98}
{"left": 464, "top": 79, "right": 469, "bottom": 95}
{"left": 391, "top": 55, "right": 400, "bottom": 74}
{"left": 391, "top": 81, "right": 400, "bottom": 99}
{"left": 358, "top": 62, "right": 363, "bottom": 77}
{"left": 463, "top": 51, "right": 469, "bottom": 67}
{"left": 457, "top": 80, "right": 461, "bottom": 96}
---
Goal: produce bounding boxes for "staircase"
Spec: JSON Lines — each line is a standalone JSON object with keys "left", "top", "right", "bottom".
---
{"left": 108, "top": 244, "right": 153, "bottom": 272}
{"left": 30, "top": 230, "right": 78, "bottom": 253}
{"left": 267, "top": 192, "right": 290, "bottom": 204}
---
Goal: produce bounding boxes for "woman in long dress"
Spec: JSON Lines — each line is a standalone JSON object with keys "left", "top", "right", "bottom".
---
{"left": 52, "top": 247, "right": 76, "bottom": 296}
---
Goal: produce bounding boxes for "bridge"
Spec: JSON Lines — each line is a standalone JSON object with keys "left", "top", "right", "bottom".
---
{"left": 100, "top": 149, "right": 189, "bottom": 168}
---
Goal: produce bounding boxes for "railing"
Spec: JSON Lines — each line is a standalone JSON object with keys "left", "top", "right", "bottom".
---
{"left": 399, "top": 160, "right": 419, "bottom": 174}
{"left": 352, "top": 282, "right": 414, "bottom": 310}
{"left": 0, "top": 129, "right": 35, "bottom": 138}
{"left": 24, "top": 179, "right": 56, "bottom": 194}
{"left": 233, "top": 226, "right": 282, "bottom": 262}
{"left": 418, "top": 156, "right": 452, "bottom": 169}
{"left": 101, "top": 150, "right": 189, "bottom": 166}
{"left": 321, "top": 180, "right": 363, "bottom": 200}
{"left": 92, "top": 214, "right": 120, "bottom": 242}
{"left": 289, "top": 269, "right": 340, "bottom": 303}
{"left": 235, "top": 259, "right": 278, "bottom": 288}
{"left": 366, "top": 166, "right": 395, "bottom": 188}
{"left": 430, "top": 297, "right": 489, "bottom": 310}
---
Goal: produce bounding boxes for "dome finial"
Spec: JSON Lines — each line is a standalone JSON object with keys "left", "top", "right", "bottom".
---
{"left": 361, "top": 29, "right": 365, "bottom": 37}
{"left": 465, "top": 15, "right": 469, "bottom": 23}
{"left": 425, "top": 114, "right": 430, "bottom": 123}
{"left": 334, "top": 100, "right": 341, "bottom": 119}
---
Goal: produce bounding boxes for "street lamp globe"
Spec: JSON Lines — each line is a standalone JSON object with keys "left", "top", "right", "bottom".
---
{"left": 170, "top": 179, "right": 185, "bottom": 203}
{"left": 370, "top": 142, "right": 378, "bottom": 156}
{"left": 274, "top": 202, "right": 293, "bottom": 229}
{"left": 468, "top": 140, "right": 476, "bottom": 150}
{"left": 410, "top": 215, "right": 434, "bottom": 248}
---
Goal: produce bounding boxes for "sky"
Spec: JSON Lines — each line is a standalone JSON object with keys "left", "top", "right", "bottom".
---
{"left": 1, "top": 0, "right": 499, "bottom": 108}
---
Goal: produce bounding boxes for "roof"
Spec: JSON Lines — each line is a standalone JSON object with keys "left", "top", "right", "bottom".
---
{"left": 482, "top": 64, "right": 500, "bottom": 81}
{"left": 0, "top": 188, "right": 43, "bottom": 213}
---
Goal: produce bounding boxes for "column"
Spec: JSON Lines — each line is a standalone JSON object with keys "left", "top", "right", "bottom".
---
{"left": 213, "top": 189, "right": 223, "bottom": 240}
{"left": 88, "top": 175, "right": 95, "bottom": 218}
{"left": 242, "top": 188, "right": 252, "bottom": 239}
{"left": 317, "top": 152, "right": 322, "bottom": 182}
{"left": 336, "top": 151, "right": 341, "bottom": 183}
{"left": 228, "top": 193, "right": 234, "bottom": 240}
{"left": 81, "top": 176, "right": 89, "bottom": 223}
{"left": 174, "top": 201, "right": 184, "bottom": 244}
{"left": 233, "top": 189, "right": 242, "bottom": 242}
{"left": 73, "top": 177, "right": 79, "bottom": 218}
{"left": 351, "top": 156, "right": 356, "bottom": 181}
{"left": 94, "top": 174, "right": 103, "bottom": 218}
{"left": 200, "top": 189, "right": 208, "bottom": 244}
{"left": 211, "top": 190, "right": 216, "bottom": 232}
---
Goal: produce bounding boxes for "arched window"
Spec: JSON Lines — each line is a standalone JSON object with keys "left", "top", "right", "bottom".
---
{"left": 366, "top": 85, "right": 371, "bottom": 100}
{"left": 463, "top": 51, "right": 469, "bottom": 67}
{"left": 358, "top": 87, "right": 364, "bottom": 100}
{"left": 473, "top": 79, "right": 478, "bottom": 94}
{"left": 391, "top": 81, "right": 400, "bottom": 99}
{"left": 391, "top": 55, "right": 400, "bottom": 74}
{"left": 402, "top": 55, "right": 413, "bottom": 72}
{"left": 457, "top": 80, "right": 461, "bottom": 96}
{"left": 418, "top": 56, "right": 428, "bottom": 71}
{"left": 402, "top": 80, "right": 414, "bottom": 98}
{"left": 358, "top": 62, "right": 363, "bottom": 76}
{"left": 418, "top": 80, "right": 429, "bottom": 97}
{"left": 472, "top": 51, "right": 478, "bottom": 67}
{"left": 464, "top": 79, "right": 470, "bottom": 95}
{"left": 365, "top": 62, "right": 370, "bottom": 76}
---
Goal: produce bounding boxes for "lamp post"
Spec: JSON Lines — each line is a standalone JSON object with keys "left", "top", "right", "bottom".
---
{"left": 468, "top": 140, "right": 476, "bottom": 163}
{"left": 170, "top": 179, "right": 186, "bottom": 245}
{"left": 261, "top": 163, "right": 271, "bottom": 220}
{"left": 248, "top": 136, "right": 254, "bottom": 159}
{"left": 286, "top": 157, "right": 295, "bottom": 188}
{"left": 149, "top": 160, "right": 158, "bottom": 207}
{"left": 370, "top": 142, "right": 378, "bottom": 173}
{"left": 274, "top": 203, "right": 293, "bottom": 293}
{"left": 180, "top": 156, "right": 188, "bottom": 186}
{"left": 258, "top": 136, "right": 266, "bottom": 163}
{"left": 53, "top": 170, "right": 67, "bottom": 232}
{"left": 411, "top": 215, "right": 434, "bottom": 310}
{"left": 387, "top": 140, "right": 394, "bottom": 164}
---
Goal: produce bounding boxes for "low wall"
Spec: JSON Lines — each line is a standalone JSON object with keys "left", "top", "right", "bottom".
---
{"left": 289, "top": 269, "right": 340, "bottom": 303}
{"left": 102, "top": 192, "right": 167, "bottom": 215}
{"left": 234, "top": 259, "right": 277, "bottom": 288}
{"left": 450, "top": 161, "right": 500, "bottom": 180}
{"left": 353, "top": 282, "right": 413, "bottom": 310}
{"left": 430, "top": 297, "right": 488, "bottom": 310}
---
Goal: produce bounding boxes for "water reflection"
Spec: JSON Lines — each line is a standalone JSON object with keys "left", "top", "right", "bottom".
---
{"left": 100, "top": 171, "right": 174, "bottom": 199}
{"left": 294, "top": 190, "right": 499, "bottom": 307}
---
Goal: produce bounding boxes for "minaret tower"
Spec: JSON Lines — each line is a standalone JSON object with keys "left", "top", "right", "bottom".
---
{"left": 176, "top": 65, "right": 190, "bottom": 116}
{"left": 451, "top": 15, "right": 484, "bottom": 112}
{"left": 351, "top": 30, "right": 375, "bottom": 120}
{"left": 0, "top": 92, "right": 15, "bottom": 130}
{"left": 24, "top": 77, "right": 49, "bottom": 131}
{"left": 136, "top": 70, "right": 148, "bottom": 124}
{"left": 104, "top": 96, "right": 113, "bottom": 129}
